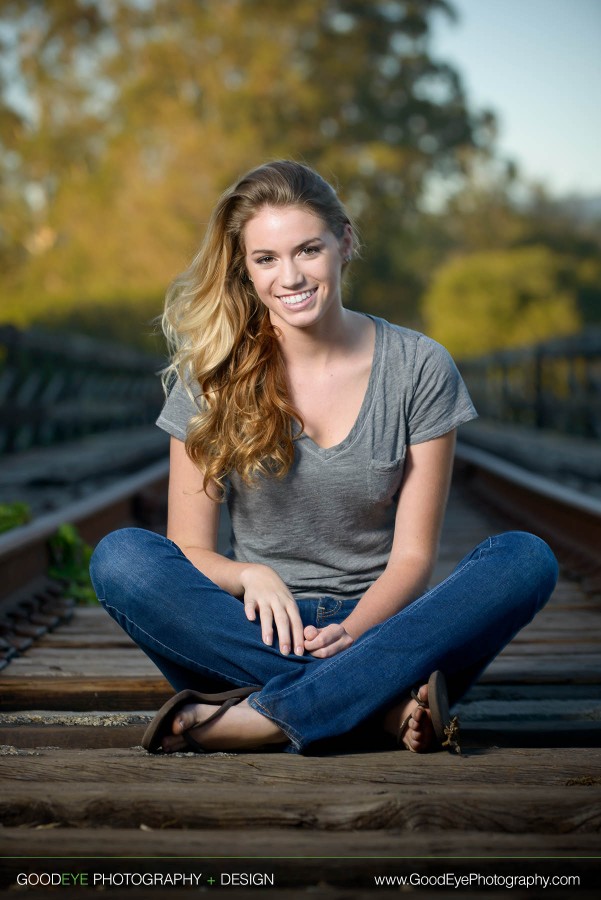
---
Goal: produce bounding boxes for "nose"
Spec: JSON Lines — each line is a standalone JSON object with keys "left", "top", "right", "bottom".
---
{"left": 280, "top": 256, "right": 305, "bottom": 289}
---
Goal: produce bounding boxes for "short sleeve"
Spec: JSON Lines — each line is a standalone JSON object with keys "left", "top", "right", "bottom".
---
{"left": 407, "top": 336, "right": 477, "bottom": 444}
{"left": 155, "top": 376, "right": 200, "bottom": 441}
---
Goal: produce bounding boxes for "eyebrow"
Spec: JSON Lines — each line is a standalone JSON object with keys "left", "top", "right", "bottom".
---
{"left": 249, "top": 237, "right": 324, "bottom": 256}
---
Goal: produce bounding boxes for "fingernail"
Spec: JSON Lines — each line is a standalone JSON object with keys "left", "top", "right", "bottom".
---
{"left": 281, "top": 644, "right": 290, "bottom": 655}
{"left": 295, "top": 646, "right": 304, "bottom": 656}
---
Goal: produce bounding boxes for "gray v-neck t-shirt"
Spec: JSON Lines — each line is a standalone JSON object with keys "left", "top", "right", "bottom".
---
{"left": 156, "top": 315, "right": 477, "bottom": 600}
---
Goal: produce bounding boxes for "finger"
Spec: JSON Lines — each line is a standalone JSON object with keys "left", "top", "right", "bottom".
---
{"left": 304, "top": 624, "right": 319, "bottom": 641}
{"left": 272, "top": 602, "right": 292, "bottom": 655}
{"left": 304, "top": 624, "right": 338, "bottom": 651}
{"left": 307, "top": 626, "right": 352, "bottom": 658}
{"left": 244, "top": 599, "right": 257, "bottom": 621}
{"left": 308, "top": 639, "right": 344, "bottom": 659}
{"left": 303, "top": 630, "right": 325, "bottom": 651}
{"left": 257, "top": 605, "right": 274, "bottom": 646}
{"left": 287, "top": 604, "right": 305, "bottom": 656}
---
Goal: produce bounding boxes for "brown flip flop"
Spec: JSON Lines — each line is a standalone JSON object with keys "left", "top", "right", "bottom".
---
{"left": 398, "top": 670, "right": 461, "bottom": 754}
{"left": 142, "top": 685, "right": 261, "bottom": 754}
{"left": 427, "top": 670, "right": 461, "bottom": 753}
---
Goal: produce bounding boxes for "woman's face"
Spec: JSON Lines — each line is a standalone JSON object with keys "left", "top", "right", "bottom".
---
{"left": 243, "top": 205, "right": 352, "bottom": 331}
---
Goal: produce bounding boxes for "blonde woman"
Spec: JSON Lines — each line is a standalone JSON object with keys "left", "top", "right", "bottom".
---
{"left": 90, "top": 161, "right": 558, "bottom": 755}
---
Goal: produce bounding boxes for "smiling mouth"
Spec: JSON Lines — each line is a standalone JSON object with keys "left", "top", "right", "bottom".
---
{"left": 278, "top": 287, "right": 317, "bottom": 306}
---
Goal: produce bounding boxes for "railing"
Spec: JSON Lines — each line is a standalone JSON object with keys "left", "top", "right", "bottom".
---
{"left": 458, "top": 330, "right": 601, "bottom": 439}
{"left": 0, "top": 325, "right": 165, "bottom": 454}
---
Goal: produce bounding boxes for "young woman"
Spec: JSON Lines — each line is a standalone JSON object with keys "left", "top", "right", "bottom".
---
{"left": 90, "top": 160, "right": 558, "bottom": 756}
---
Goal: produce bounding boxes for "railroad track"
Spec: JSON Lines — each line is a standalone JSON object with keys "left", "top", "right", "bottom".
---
{"left": 0, "top": 446, "right": 599, "bottom": 671}
{"left": 455, "top": 443, "right": 601, "bottom": 594}
{"left": 0, "top": 458, "right": 169, "bottom": 670}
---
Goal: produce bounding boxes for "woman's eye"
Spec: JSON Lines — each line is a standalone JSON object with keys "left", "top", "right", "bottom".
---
{"left": 257, "top": 256, "right": 275, "bottom": 265}
{"left": 301, "top": 246, "right": 319, "bottom": 256}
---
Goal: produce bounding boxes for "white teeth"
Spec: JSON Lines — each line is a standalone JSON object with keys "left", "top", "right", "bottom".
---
{"left": 280, "top": 288, "right": 315, "bottom": 305}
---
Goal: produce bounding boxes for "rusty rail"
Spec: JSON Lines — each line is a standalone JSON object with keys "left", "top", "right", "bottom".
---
{"left": 0, "top": 459, "right": 169, "bottom": 670}
{"left": 455, "top": 442, "right": 601, "bottom": 593}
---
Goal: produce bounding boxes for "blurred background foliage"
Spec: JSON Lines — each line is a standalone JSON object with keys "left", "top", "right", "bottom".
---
{"left": 0, "top": 0, "right": 599, "bottom": 357}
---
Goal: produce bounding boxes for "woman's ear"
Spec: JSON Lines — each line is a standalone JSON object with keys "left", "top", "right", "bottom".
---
{"left": 341, "top": 223, "right": 354, "bottom": 262}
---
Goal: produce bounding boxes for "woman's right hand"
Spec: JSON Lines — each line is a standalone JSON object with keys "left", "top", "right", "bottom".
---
{"left": 239, "top": 564, "right": 305, "bottom": 656}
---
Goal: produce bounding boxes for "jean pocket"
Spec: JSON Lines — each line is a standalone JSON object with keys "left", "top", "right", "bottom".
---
{"left": 368, "top": 455, "right": 405, "bottom": 503}
{"left": 316, "top": 598, "right": 342, "bottom": 626}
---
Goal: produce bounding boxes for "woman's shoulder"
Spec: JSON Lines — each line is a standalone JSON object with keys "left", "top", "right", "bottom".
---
{"left": 369, "top": 315, "right": 453, "bottom": 366}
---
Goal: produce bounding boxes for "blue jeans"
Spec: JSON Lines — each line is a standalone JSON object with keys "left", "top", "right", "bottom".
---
{"left": 90, "top": 529, "right": 558, "bottom": 752}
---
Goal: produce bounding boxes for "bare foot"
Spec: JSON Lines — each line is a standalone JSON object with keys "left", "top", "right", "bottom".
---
{"left": 160, "top": 699, "right": 287, "bottom": 753}
{"left": 383, "top": 684, "right": 435, "bottom": 752}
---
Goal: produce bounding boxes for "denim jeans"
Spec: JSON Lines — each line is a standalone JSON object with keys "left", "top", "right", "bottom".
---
{"left": 90, "top": 528, "right": 558, "bottom": 752}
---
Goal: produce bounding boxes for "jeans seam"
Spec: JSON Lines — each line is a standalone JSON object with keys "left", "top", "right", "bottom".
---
{"left": 100, "top": 599, "right": 258, "bottom": 689}
{"left": 249, "top": 695, "right": 302, "bottom": 749}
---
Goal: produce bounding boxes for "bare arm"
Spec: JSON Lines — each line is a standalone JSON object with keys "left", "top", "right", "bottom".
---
{"left": 304, "top": 430, "right": 456, "bottom": 657}
{"left": 167, "top": 435, "right": 247, "bottom": 595}
{"left": 167, "top": 436, "right": 305, "bottom": 655}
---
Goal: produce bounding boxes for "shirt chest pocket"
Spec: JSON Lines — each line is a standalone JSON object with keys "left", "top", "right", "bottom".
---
{"left": 367, "top": 454, "right": 406, "bottom": 504}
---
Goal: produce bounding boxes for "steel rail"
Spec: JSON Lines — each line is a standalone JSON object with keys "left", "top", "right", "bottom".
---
{"left": 455, "top": 442, "right": 601, "bottom": 591}
{"left": 0, "top": 458, "right": 169, "bottom": 600}
{"left": 0, "top": 459, "right": 169, "bottom": 668}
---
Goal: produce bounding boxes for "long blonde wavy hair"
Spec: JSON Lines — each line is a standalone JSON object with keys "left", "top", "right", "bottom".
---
{"left": 162, "top": 160, "right": 355, "bottom": 496}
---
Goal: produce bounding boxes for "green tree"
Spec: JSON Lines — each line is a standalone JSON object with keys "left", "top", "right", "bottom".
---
{"left": 0, "top": 0, "right": 493, "bottom": 345}
{"left": 422, "top": 245, "right": 582, "bottom": 358}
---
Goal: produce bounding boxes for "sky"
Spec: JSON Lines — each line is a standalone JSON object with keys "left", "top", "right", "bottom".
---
{"left": 431, "top": 0, "right": 601, "bottom": 197}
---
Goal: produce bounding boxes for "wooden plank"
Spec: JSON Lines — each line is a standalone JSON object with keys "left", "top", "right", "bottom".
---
{"left": 492, "top": 643, "right": 601, "bottom": 655}
{"left": 510, "top": 631, "right": 601, "bottom": 643}
{"left": 1, "top": 826, "right": 600, "bottom": 859}
{"left": 2, "top": 782, "right": 600, "bottom": 833}
{"left": 0, "top": 677, "right": 171, "bottom": 711}
{"left": 516, "top": 612, "right": 601, "bottom": 628}
{"left": 0, "top": 724, "right": 147, "bottom": 748}
{"left": 480, "top": 656, "right": 601, "bottom": 683}
{"left": 1, "top": 647, "right": 159, "bottom": 674}
{"left": 35, "top": 635, "right": 138, "bottom": 649}
{"left": 1, "top": 654, "right": 160, "bottom": 676}
{"left": 45, "top": 612, "right": 126, "bottom": 634}
{"left": 1, "top": 747, "right": 600, "bottom": 788}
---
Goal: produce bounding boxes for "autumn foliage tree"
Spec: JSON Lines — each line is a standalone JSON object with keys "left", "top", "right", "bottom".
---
{"left": 420, "top": 161, "right": 600, "bottom": 356}
{"left": 0, "top": 0, "right": 492, "bottom": 346}
{"left": 422, "top": 245, "right": 582, "bottom": 357}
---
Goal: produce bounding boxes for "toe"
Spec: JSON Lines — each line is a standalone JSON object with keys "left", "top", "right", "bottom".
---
{"left": 412, "top": 705, "right": 425, "bottom": 723}
{"left": 161, "top": 734, "right": 188, "bottom": 753}
{"left": 416, "top": 683, "right": 429, "bottom": 706}
{"left": 172, "top": 703, "right": 202, "bottom": 735}
{"left": 406, "top": 701, "right": 435, "bottom": 753}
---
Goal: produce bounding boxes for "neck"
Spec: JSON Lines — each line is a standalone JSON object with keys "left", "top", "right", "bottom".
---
{"left": 274, "top": 306, "right": 361, "bottom": 368}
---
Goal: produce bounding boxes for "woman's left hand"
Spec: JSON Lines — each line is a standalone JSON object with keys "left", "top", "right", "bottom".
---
{"left": 303, "top": 624, "right": 353, "bottom": 658}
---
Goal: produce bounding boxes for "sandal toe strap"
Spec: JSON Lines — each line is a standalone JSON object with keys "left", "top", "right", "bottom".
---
{"left": 410, "top": 688, "right": 428, "bottom": 709}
